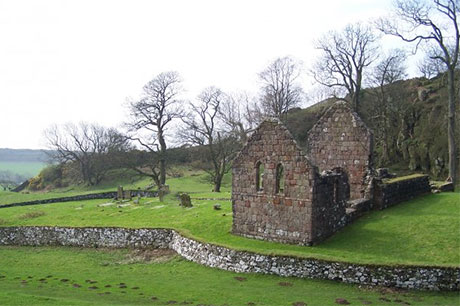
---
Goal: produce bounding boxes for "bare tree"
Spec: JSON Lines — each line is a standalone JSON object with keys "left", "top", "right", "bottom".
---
{"left": 125, "top": 71, "right": 184, "bottom": 188}
{"left": 258, "top": 56, "right": 304, "bottom": 120}
{"left": 378, "top": 0, "right": 459, "bottom": 185}
{"left": 305, "top": 85, "right": 337, "bottom": 105}
{"left": 218, "top": 91, "right": 258, "bottom": 143}
{"left": 44, "top": 123, "right": 128, "bottom": 186}
{"left": 368, "top": 49, "right": 408, "bottom": 164}
{"left": 181, "top": 87, "right": 238, "bottom": 192}
{"left": 312, "top": 22, "right": 379, "bottom": 113}
{"left": 418, "top": 53, "right": 447, "bottom": 78}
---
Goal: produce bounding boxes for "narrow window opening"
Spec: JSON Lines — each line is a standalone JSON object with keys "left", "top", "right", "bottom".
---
{"left": 276, "top": 163, "right": 285, "bottom": 194}
{"left": 256, "top": 161, "right": 264, "bottom": 192}
{"left": 333, "top": 178, "right": 338, "bottom": 204}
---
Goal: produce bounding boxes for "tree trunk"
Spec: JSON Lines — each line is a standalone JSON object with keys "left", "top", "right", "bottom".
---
{"left": 447, "top": 68, "right": 457, "bottom": 187}
{"left": 158, "top": 131, "right": 167, "bottom": 185}
{"left": 213, "top": 177, "right": 222, "bottom": 193}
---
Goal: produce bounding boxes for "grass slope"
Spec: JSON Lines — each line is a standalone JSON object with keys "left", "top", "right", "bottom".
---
{"left": 0, "top": 246, "right": 457, "bottom": 306}
{"left": 0, "top": 172, "right": 458, "bottom": 267}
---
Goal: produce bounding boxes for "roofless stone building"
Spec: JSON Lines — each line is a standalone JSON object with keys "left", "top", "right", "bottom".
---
{"left": 307, "top": 102, "right": 374, "bottom": 200}
{"left": 231, "top": 101, "right": 374, "bottom": 245}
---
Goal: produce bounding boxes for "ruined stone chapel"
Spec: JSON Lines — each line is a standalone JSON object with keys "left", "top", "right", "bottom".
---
{"left": 231, "top": 101, "right": 374, "bottom": 245}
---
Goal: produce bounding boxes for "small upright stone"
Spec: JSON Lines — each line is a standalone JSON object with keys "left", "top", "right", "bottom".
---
{"left": 123, "top": 190, "right": 132, "bottom": 200}
{"left": 180, "top": 193, "right": 192, "bottom": 207}
{"left": 117, "top": 186, "right": 123, "bottom": 200}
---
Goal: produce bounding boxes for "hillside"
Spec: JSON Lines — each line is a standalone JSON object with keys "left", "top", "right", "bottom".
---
{"left": 0, "top": 148, "right": 50, "bottom": 162}
{"left": 285, "top": 73, "right": 460, "bottom": 180}
{"left": 0, "top": 149, "right": 50, "bottom": 185}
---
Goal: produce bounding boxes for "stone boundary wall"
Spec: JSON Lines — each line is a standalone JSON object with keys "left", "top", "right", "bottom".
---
{"left": 0, "top": 190, "right": 157, "bottom": 209}
{"left": 373, "top": 175, "right": 431, "bottom": 210}
{"left": 0, "top": 226, "right": 458, "bottom": 291}
{"left": 0, "top": 226, "right": 171, "bottom": 249}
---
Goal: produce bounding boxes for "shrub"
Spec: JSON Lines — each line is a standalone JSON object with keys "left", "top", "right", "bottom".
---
{"left": 28, "top": 176, "right": 43, "bottom": 191}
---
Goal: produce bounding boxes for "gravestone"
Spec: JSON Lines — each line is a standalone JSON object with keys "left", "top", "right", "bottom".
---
{"left": 117, "top": 186, "right": 123, "bottom": 200}
{"left": 123, "top": 190, "right": 132, "bottom": 200}
{"left": 180, "top": 193, "right": 192, "bottom": 207}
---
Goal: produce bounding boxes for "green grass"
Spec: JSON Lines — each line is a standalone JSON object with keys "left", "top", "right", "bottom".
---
{"left": 0, "top": 246, "right": 457, "bottom": 306}
{"left": 383, "top": 173, "right": 426, "bottom": 184}
{"left": 0, "top": 175, "right": 151, "bottom": 205}
{"left": 0, "top": 169, "right": 230, "bottom": 204}
{"left": 0, "top": 172, "right": 458, "bottom": 267}
{"left": 0, "top": 162, "right": 45, "bottom": 178}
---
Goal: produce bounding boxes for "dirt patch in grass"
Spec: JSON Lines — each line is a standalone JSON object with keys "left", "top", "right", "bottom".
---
{"left": 335, "top": 298, "right": 350, "bottom": 304}
{"left": 0, "top": 218, "right": 7, "bottom": 225}
{"left": 18, "top": 211, "right": 45, "bottom": 219}
{"left": 116, "top": 249, "right": 176, "bottom": 264}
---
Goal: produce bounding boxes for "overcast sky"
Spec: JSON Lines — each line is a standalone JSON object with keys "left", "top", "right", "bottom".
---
{"left": 0, "top": 0, "right": 409, "bottom": 149}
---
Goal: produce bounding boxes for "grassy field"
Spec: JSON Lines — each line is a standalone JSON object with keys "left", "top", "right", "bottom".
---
{"left": 0, "top": 172, "right": 458, "bottom": 267}
{"left": 0, "top": 168, "right": 223, "bottom": 203}
{"left": 0, "top": 246, "right": 457, "bottom": 306}
{"left": 0, "top": 161, "right": 45, "bottom": 178}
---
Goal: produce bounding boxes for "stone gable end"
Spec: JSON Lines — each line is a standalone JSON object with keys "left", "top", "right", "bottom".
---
{"left": 307, "top": 102, "right": 373, "bottom": 199}
{"left": 232, "top": 120, "right": 317, "bottom": 245}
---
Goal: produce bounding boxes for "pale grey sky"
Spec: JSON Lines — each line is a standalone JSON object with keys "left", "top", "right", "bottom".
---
{"left": 0, "top": 0, "right": 405, "bottom": 149}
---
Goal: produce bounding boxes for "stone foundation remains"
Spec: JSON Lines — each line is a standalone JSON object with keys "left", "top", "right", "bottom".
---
{"left": 373, "top": 175, "right": 431, "bottom": 209}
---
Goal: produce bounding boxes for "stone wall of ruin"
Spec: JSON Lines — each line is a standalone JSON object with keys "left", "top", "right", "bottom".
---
{"left": 311, "top": 170, "right": 349, "bottom": 242}
{"left": 307, "top": 102, "right": 373, "bottom": 200}
{"left": 374, "top": 175, "right": 431, "bottom": 209}
{"left": 232, "top": 121, "right": 317, "bottom": 245}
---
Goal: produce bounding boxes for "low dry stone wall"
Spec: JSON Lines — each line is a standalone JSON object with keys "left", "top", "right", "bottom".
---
{"left": 374, "top": 175, "right": 431, "bottom": 209}
{"left": 0, "top": 190, "right": 157, "bottom": 209}
{"left": 0, "top": 226, "right": 171, "bottom": 249}
{"left": 0, "top": 226, "right": 458, "bottom": 291}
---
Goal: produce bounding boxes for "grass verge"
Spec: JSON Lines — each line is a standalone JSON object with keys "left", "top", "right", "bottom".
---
{"left": 0, "top": 246, "right": 457, "bottom": 306}
{"left": 0, "top": 188, "right": 458, "bottom": 267}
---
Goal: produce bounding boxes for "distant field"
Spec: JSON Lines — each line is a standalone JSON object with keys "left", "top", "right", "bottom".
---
{"left": 0, "top": 162, "right": 46, "bottom": 178}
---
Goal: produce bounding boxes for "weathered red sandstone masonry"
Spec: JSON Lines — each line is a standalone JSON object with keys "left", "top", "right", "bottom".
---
{"left": 232, "top": 119, "right": 349, "bottom": 245}
{"left": 308, "top": 101, "right": 373, "bottom": 200}
{"left": 232, "top": 101, "right": 430, "bottom": 246}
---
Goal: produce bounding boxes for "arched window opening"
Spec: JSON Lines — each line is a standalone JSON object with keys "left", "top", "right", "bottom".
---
{"left": 256, "top": 161, "right": 264, "bottom": 192}
{"left": 276, "top": 163, "right": 285, "bottom": 194}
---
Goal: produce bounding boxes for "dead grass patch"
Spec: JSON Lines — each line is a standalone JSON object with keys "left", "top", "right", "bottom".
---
{"left": 115, "top": 249, "right": 176, "bottom": 265}
{"left": 18, "top": 211, "right": 45, "bottom": 219}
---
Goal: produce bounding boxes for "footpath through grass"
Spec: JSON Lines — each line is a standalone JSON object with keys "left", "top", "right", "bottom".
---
{"left": 0, "top": 246, "right": 457, "bottom": 306}
{"left": 0, "top": 173, "right": 458, "bottom": 267}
